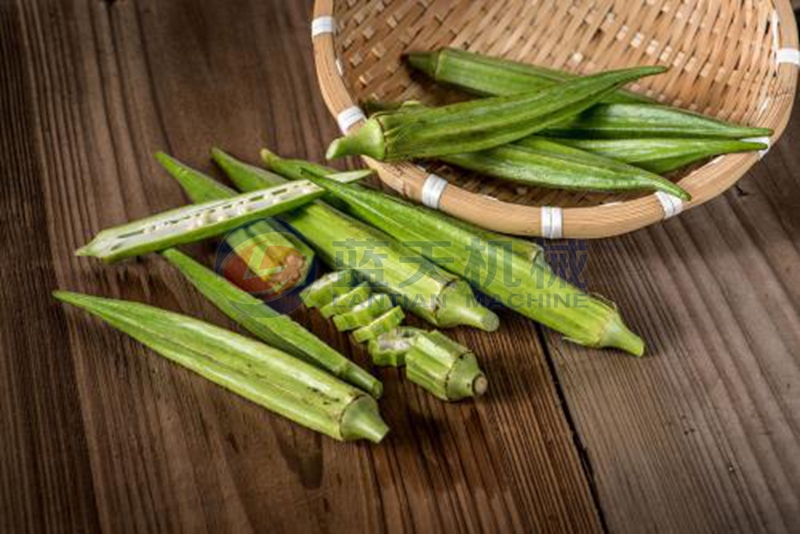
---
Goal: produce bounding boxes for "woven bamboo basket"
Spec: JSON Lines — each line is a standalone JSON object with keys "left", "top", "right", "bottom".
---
{"left": 311, "top": 0, "right": 798, "bottom": 238}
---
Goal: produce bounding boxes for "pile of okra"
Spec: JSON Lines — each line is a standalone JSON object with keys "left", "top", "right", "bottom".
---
{"left": 57, "top": 49, "right": 772, "bottom": 443}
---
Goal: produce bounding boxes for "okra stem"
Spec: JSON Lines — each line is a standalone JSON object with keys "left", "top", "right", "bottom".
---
{"left": 327, "top": 66, "right": 666, "bottom": 161}
{"left": 161, "top": 249, "right": 382, "bottom": 398}
{"left": 54, "top": 291, "right": 388, "bottom": 442}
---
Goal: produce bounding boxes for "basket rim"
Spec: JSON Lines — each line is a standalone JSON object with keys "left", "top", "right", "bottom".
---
{"left": 311, "top": 0, "right": 799, "bottom": 238}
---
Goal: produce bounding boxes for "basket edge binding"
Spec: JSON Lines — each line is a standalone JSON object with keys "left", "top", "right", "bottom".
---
{"left": 312, "top": 0, "right": 798, "bottom": 238}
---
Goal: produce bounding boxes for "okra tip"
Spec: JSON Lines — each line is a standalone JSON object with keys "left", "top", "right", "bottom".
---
{"left": 599, "top": 314, "right": 646, "bottom": 357}
{"left": 405, "top": 50, "right": 439, "bottom": 78}
{"left": 326, "top": 119, "right": 386, "bottom": 160}
{"left": 437, "top": 281, "right": 501, "bottom": 332}
{"left": 340, "top": 396, "right": 390, "bottom": 444}
{"left": 346, "top": 368, "right": 384, "bottom": 399}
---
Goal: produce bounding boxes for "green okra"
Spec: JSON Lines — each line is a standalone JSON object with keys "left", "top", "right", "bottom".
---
{"left": 54, "top": 291, "right": 388, "bottom": 443}
{"left": 549, "top": 138, "right": 770, "bottom": 174}
{"left": 333, "top": 294, "right": 394, "bottom": 331}
{"left": 76, "top": 180, "right": 324, "bottom": 262}
{"left": 367, "top": 327, "right": 422, "bottom": 367}
{"left": 211, "top": 149, "right": 499, "bottom": 331}
{"left": 259, "top": 148, "right": 551, "bottom": 272}
{"left": 407, "top": 48, "right": 651, "bottom": 104}
{"left": 301, "top": 270, "right": 359, "bottom": 308}
{"left": 542, "top": 103, "right": 774, "bottom": 139}
{"left": 405, "top": 331, "right": 488, "bottom": 401}
{"left": 161, "top": 249, "right": 382, "bottom": 398}
{"left": 444, "top": 137, "right": 690, "bottom": 199}
{"left": 353, "top": 306, "right": 406, "bottom": 343}
{"left": 407, "top": 48, "right": 772, "bottom": 140}
{"left": 155, "top": 152, "right": 315, "bottom": 287}
{"left": 319, "top": 282, "right": 372, "bottom": 319}
{"left": 307, "top": 176, "right": 646, "bottom": 356}
{"left": 326, "top": 66, "right": 666, "bottom": 161}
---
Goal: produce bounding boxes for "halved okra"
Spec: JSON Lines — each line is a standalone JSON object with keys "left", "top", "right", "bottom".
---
{"left": 53, "top": 291, "right": 388, "bottom": 443}
{"left": 76, "top": 180, "right": 324, "bottom": 262}
{"left": 155, "top": 152, "right": 316, "bottom": 287}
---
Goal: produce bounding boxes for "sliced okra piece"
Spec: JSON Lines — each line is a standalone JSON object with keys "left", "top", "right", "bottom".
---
{"left": 333, "top": 293, "right": 394, "bottom": 332}
{"left": 319, "top": 282, "right": 371, "bottom": 319}
{"left": 367, "top": 327, "right": 423, "bottom": 367}
{"left": 300, "top": 270, "right": 358, "bottom": 308}
{"left": 353, "top": 306, "right": 406, "bottom": 343}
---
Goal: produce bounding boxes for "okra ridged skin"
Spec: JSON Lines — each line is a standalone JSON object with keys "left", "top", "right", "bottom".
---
{"left": 53, "top": 291, "right": 389, "bottom": 443}
{"left": 155, "top": 152, "right": 315, "bottom": 287}
{"left": 326, "top": 66, "right": 666, "bottom": 161}
{"left": 308, "top": 177, "right": 645, "bottom": 356}
{"left": 405, "top": 331, "right": 488, "bottom": 401}
{"left": 407, "top": 48, "right": 651, "bottom": 104}
{"left": 550, "top": 138, "right": 769, "bottom": 174}
{"left": 212, "top": 150, "right": 500, "bottom": 332}
{"left": 161, "top": 249, "right": 383, "bottom": 398}
{"left": 260, "top": 148, "right": 551, "bottom": 272}
{"left": 76, "top": 181, "right": 324, "bottom": 262}
{"left": 543, "top": 103, "right": 773, "bottom": 139}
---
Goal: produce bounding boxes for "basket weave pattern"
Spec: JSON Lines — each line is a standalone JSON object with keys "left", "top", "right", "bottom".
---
{"left": 313, "top": 0, "right": 798, "bottom": 237}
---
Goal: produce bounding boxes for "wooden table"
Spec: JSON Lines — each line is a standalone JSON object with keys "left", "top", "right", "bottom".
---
{"left": 2, "top": 1, "right": 799, "bottom": 532}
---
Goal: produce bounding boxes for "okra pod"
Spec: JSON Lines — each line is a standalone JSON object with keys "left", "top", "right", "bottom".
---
{"left": 161, "top": 249, "right": 382, "bottom": 398}
{"left": 54, "top": 291, "right": 388, "bottom": 443}
{"left": 405, "top": 331, "right": 488, "bottom": 401}
{"left": 76, "top": 181, "right": 324, "bottom": 262}
{"left": 308, "top": 177, "right": 646, "bottom": 356}
{"left": 301, "top": 270, "right": 359, "bottom": 308}
{"left": 211, "top": 150, "right": 499, "bottom": 331}
{"left": 353, "top": 306, "right": 406, "bottom": 343}
{"left": 155, "top": 152, "right": 315, "bottom": 288}
{"left": 333, "top": 294, "right": 394, "bottom": 331}
{"left": 549, "top": 138, "right": 770, "bottom": 174}
{"left": 326, "top": 66, "right": 666, "bottom": 161}
{"left": 444, "top": 138, "right": 690, "bottom": 199}
{"left": 260, "top": 149, "right": 551, "bottom": 272}
{"left": 543, "top": 103, "right": 773, "bottom": 139}
{"left": 407, "top": 48, "right": 651, "bottom": 104}
{"left": 408, "top": 48, "right": 772, "bottom": 140}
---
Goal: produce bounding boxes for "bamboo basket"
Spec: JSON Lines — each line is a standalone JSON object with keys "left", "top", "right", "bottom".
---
{"left": 312, "top": 0, "right": 798, "bottom": 238}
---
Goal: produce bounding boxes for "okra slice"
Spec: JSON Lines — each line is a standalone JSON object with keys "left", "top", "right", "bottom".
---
{"left": 162, "top": 249, "right": 382, "bottom": 398}
{"left": 319, "top": 282, "right": 371, "bottom": 319}
{"left": 76, "top": 180, "right": 324, "bottom": 262}
{"left": 405, "top": 331, "right": 487, "bottom": 402}
{"left": 301, "top": 270, "right": 359, "bottom": 308}
{"left": 367, "top": 327, "right": 422, "bottom": 367}
{"left": 53, "top": 291, "right": 388, "bottom": 443}
{"left": 333, "top": 294, "right": 394, "bottom": 332}
{"left": 353, "top": 307, "right": 406, "bottom": 343}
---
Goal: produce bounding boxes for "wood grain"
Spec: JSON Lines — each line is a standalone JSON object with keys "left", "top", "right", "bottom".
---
{"left": 2, "top": 0, "right": 602, "bottom": 532}
{"left": 2, "top": 0, "right": 799, "bottom": 532}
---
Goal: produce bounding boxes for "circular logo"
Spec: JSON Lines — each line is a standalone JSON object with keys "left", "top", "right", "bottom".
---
{"left": 215, "top": 219, "right": 316, "bottom": 315}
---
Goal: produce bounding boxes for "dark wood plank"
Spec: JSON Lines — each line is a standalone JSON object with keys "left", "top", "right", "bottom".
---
{"left": 0, "top": 3, "right": 100, "bottom": 532}
{"left": 542, "top": 95, "right": 800, "bottom": 532}
{"left": 3, "top": 0, "right": 604, "bottom": 531}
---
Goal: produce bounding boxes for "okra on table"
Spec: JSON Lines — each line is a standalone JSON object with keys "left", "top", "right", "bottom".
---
{"left": 161, "top": 248, "right": 383, "bottom": 398}
{"left": 54, "top": 291, "right": 388, "bottom": 443}
{"left": 307, "top": 176, "right": 645, "bottom": 356}
{"left": 326, "top": 66, "right": 665, "bottom": 161}
{"left": 210, "top": 149, "right": 500, "bottom": 332}
{"left": 76, "top": 180, "right": 324, "bottom": 262}
{"left": 155, "top": 152, "right": 315, "bottom": 288}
